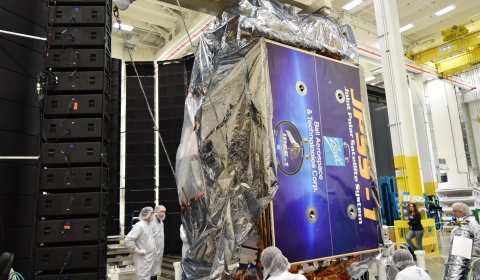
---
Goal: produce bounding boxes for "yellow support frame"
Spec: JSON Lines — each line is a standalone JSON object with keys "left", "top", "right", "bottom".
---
{"left": 436, "top": 47, "right": 480, "bottom": 77}
{"left": 394, "top": 219, "right": 439, "bottom": 258}
{"left": 412, "top": 29, "right": 480, "bottom": 66}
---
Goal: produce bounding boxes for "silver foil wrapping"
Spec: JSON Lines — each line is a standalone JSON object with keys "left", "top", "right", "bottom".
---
{"left": 445, "top": 227, "right": 474, "bottom": 280}
{"left": 345, "top": 251, "right": 380, "bottom": 278}
{"left": 177, "top": 40, "right": 276, "bottom": 279}
{"left": 174, "top": 0, "right": 380, "bottom": 279}
{"left": 187, "top": 0, "right": 358, "bottom": 96}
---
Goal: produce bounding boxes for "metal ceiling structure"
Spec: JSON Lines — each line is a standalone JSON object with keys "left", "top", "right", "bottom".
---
{"left": 111, "top": 0, "right": 480, "bottom": 83}
{"left": 111, "top": 0, "right": 214, "bottom": 61}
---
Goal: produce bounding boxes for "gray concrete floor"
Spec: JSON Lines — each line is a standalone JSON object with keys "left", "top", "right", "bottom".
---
{"left": 424, "top": 232, "right": 451, "bottom": 279}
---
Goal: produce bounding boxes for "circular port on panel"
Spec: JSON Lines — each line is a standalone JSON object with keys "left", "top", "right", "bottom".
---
{"left": 296, "top": 81, "right": 307, "bottom": 96}
{"left": 306, "top": 206, "right": 318, "bottom": 223}
{"left": 348, "top": 204, "right": 357, "bottom": 220}
{"left": 336, "top": 90, "right": 345, "bottom": 103}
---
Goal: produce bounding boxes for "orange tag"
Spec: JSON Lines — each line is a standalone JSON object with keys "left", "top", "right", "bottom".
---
{"left": 64, "top": 225, "right": 71, "bottom": 230}
{"left": 73, "top": 102, "right": 78, "bottom": 110}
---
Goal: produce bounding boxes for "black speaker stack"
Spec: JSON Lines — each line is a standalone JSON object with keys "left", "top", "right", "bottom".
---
{"left": 107, "top": 58, "right": 121, "bottom": 236}
{"left": 124, "top": 63, "right": 155, "bottom": 234}
{"left": 32, "top": 0, "right": 112, "bottom": 279}
{"left": 156, "top": 55, "right": 194, "bottom": 253}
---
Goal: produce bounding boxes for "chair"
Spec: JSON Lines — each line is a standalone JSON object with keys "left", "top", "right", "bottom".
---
{"left": 0, "top": 252, "right": 14, "bottom": 280}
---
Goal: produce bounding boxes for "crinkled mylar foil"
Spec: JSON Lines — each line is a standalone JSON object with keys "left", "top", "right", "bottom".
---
{"left": 188, "top": 0, "right": 358, "bottom": 97}
{"left": 445, "top": 227, "right": 474, "bottom": 280}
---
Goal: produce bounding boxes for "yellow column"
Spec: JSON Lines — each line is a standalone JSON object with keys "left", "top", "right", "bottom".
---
{"left": 424, "top": 182, "right": 438, "bottom": 196}
{"left": 394, "top": 155, "right": 423, "bottom": 199}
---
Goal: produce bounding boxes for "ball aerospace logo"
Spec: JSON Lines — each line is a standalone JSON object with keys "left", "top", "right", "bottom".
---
{"left": 274, "top": 121, "right": 304, "bottom": 176}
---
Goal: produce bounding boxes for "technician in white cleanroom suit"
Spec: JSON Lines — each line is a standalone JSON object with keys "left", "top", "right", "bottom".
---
{"left": 125, "top": 207, "right": 156, "bottom": 280}
{"left": 392, "top": 249, "right": 431, "bottom": 280}
{"left": 150, "top": 205, "right": 166, "bottom": 280}
{"left": 260, "top": 247, "right": 307, "bottom": 280}
{"left": 451, "top": 202, "right": 480, "bottom": 280}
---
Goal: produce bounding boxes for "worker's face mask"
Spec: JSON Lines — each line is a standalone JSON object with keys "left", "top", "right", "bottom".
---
{"left": 157, "top": 213, "right": 166, "bottom": 220}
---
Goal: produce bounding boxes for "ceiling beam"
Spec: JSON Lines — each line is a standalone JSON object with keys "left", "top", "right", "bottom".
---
{"left": 130, "top": 0, "right": 179, "bottom": 21}
{"left": 112, "top": 33, "right": 161, "bottom": 49}
{"left": 149, "top": 24, "right": 171, "bottom": 40}
{"left": 152, "top": 0, "right": 229, "bottom": 16}
{"left": 141, "top": 0, "right": 189, "bottom": 12}
{"left": 115, "top": 14, "right": 170, "bottom": 36}
{"left": 119, "top": 4, "right": 176, "bottom": 30}
{"left": 278, "top": 0, "right": 308, "bottom": 10}
{"left": 155, "top": 13, "right": 214, "bottom": 61}
{"left": 297, "top": 0, "right": 330, "bottom": 15}
{"left": 139, "top": 0, "right": 191, "bottom": 20}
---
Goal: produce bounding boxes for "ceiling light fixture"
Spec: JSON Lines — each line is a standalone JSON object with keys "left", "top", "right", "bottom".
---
{"left": 365, "top": 76, "right": 375, "bottom": 82}
{"left": 113, "top": 22, "right": 134, "bottom": 31}
{"left": 343, "top": 0, "right": 363, "bottom": 11}
{"left": 435, "top": 5, "right": 455, "bottom": 16}
{"left": 400, "top": 23, "right": 414, "bottom": 33}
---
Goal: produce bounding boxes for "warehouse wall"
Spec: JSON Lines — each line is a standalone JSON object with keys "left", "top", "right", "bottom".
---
{"left": 462, "top": 100, "right": 479, "bottom": 185}
{"left": 0, "top": 1, "right": 47, "bottom": 277}
{"left": 467, "top": 100, "right": 480, "bottom": 179}
{"left": 463, "top": 66, "right": 480, "bottom": 183}
{"left": 426, "top": 79, "right": 469, "bottom": 188}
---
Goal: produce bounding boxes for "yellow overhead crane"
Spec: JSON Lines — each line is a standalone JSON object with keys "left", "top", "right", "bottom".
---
{"left": 406, "top": 26, "right": 480, "bottom": 77}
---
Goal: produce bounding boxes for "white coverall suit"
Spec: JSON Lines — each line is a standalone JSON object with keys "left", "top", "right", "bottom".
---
{"left": 151, "top": 217, "right": 165, "bottom": 277}
{"left": 395, "top": 265, "right": 432, "bottom": 280}
{"left": 125, "top": 220, "right": 156, "bottom": 280}
{"left": 180, "top": 224, "right": 189, "bottom": 259}
{"left": 451, "top": 215, "right": 480, "bottom": 280}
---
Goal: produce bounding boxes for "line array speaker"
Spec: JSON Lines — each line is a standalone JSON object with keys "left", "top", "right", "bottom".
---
{"left": 37, "top": 192, "right": 108, "bottom": 216}
{"left": 33, "top": 0, "right": 112, "bottom": 278}
{"left": 40, "top": 167, "right": 108, "bottom": 191}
